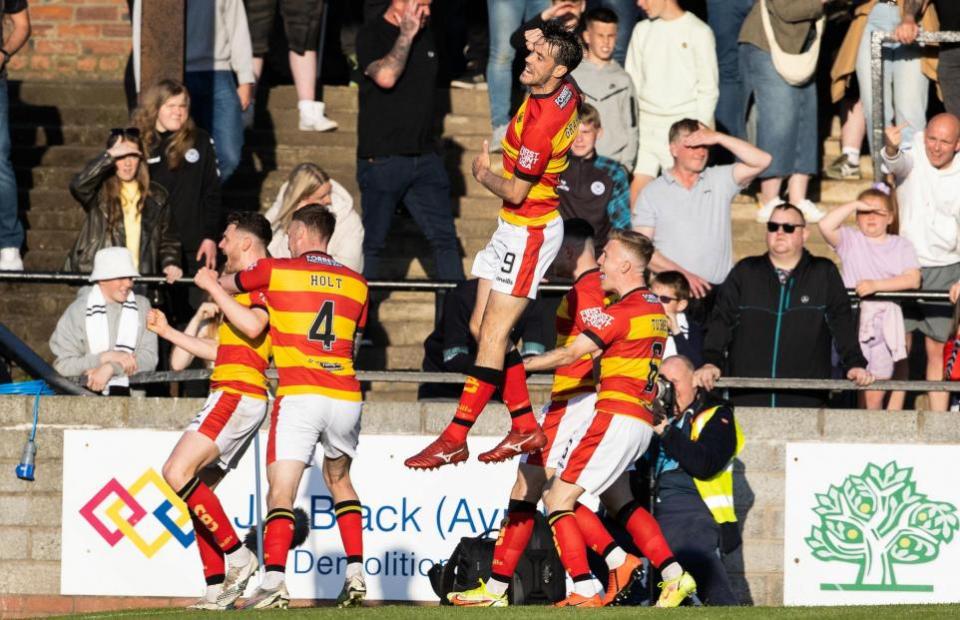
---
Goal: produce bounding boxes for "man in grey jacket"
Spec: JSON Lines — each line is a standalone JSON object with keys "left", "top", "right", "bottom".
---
{"left": 571, "top": 7, "right": 637, "bottom": 171}
{"left": 49, "top": 247, "right": 157, "bottom": 394}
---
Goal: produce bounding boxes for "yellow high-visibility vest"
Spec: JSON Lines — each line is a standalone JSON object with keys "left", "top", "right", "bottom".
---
{"left": 688, "top": 405, "right": 744, "bottom": 524}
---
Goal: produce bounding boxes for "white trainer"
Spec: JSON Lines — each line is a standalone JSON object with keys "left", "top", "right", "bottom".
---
{"left": 796, "top": 198, "right": 826, "bottom": 224}
{"left": 240, "top": 582, "right": 290, "bottom": 610}
{"left": 755, "top": 197, "right": 785, "bottom": 223}
{"left": 217, "top": 551, "right": 258, "bottom": 607}
{"left": 298, "top": 100, "right": 338, "bottom": 132}
{"left": 186, "top": 597, "right": 226, "bottom": 611}
{"left": 0, "top": 247, "right": 23, "bottom": 271}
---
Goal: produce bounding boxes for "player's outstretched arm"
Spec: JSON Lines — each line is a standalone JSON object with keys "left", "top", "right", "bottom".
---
{"left": 196, "top": 268, "right": 269, "bottom": 340}
{"left": 524, "top": 332, "right": 600, "bottom": 373}
{"left": 146, "top": 308, "right": 218, "bottom": 368}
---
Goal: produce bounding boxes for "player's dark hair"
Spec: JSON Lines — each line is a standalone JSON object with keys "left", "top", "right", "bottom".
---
{"left": 771, "top": 203, "right": 807, "bottom": 226}
{"left": 668, "top": 118, "right": 701, "bottom": 144}
{"left": 608, "top": 229, "right": 654, "bottom": 267}
{"left": 542, "top": 18, "right": 583, "bottom": 75}
{"left": 583, "top": 7, "right": 618, "bottom": 27}
{"left": 226, "top": 211, "right": 272, "bottom": 247}
{"left": 292, "top": 203, "right": 336, "bottom": 241}
{"left": 652, "top": 271, "right": 692, "bottom": 301}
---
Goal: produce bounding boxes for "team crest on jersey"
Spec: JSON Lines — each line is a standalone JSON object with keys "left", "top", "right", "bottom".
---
{"left": 517, "top": 146, "right": 539, "bottom": 170}
{"left": 580, "top": 307, "right": 614, "bottom": 330}
{"left": 555, "top": 86, "right": 572, "bottom": 109}
{"left": 590, "top": 181, "right": 605, "bottom": 195}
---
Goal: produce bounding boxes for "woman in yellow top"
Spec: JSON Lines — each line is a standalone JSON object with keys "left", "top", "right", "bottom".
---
{"left": 65, "top": 127, "right": 183, "bottom": 282}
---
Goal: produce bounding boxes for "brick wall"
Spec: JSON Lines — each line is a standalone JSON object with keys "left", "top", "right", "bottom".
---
{"left": 7, "top": 0, "right": 131, "bottom": 81}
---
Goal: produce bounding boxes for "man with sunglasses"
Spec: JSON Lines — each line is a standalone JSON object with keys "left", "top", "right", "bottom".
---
{"left": 695, "top": 204, "right": 874, "bottom": 407}
{"left": 632, "top": 119, "right": 771, "bottom": 300}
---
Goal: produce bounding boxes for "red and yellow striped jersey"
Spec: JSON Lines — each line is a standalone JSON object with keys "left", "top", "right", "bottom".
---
{"left": 210, "top": 291, "right": 271, "bottom": 399}
{"left": 236, "top": 251, "right": 369, "bottom": 401}
{"left": 550, "top": 269, "right": 605, "bottom": 402}
{"left": 500, "top": 78, "right": 580, "bottom": 227}
{"left": 581, "top": 288, "right": 668, "bottom": 424}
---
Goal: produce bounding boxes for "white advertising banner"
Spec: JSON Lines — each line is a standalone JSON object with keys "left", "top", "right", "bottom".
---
{"left": 784, "top": 442, "right": 960, "bottom": 606}
{"left": 60, "top": 429, "right": 520, "bottom": 600}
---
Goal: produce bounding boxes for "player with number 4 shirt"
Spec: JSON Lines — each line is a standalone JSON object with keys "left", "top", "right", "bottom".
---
{"left": 198, "top": 205, "right": 370, "bottom": 610}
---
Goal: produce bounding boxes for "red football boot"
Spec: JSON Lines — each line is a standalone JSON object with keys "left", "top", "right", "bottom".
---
{"left": 477, "top": 427, "right": 547, "bottom": 463}
{"left": 404, "top": 435, "right": 469, "bottom": 470}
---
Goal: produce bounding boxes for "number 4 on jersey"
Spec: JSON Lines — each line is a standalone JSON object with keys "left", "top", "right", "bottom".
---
{"left": 308, "top": 300, "right": 337, "bottom": 351}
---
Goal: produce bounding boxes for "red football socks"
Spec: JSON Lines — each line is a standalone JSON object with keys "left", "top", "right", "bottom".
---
{"left": 335, "top": 500, "right": 364, "bottom": 563}
{"left": 263, "top": 508, "right": 296, "bottom": 573}
{"left": 178, "top": 477, "right": 242, "bottom": 554}
{"left": 191, "top": 513, "right": 226, "bottom": 585}
{"left": 617, "top": 501, "right": 674, "bottom": 569}
{"left": 548, "top": 510, "right": 592, "bottom": 581}
{"left": 442, "top": 365, "right": 503, "bottom": 443}
{"left": 490, "top": 500, "right": 537, "bottom": 584}
{"left": 502, "top": 350, "right": 538, "bottom": 433}
{"left": 574, "top": 502, "right": 616, "bottom": 556}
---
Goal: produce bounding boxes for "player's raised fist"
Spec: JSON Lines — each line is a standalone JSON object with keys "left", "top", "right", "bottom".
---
{"left": 194, "top": 267, "right": 219, "bottom": 291}
{"left": 472, "top": 140, "right": 491, "bottom": 182}
{"left": 146, "top": 308, "right": 169, "bottom": 336}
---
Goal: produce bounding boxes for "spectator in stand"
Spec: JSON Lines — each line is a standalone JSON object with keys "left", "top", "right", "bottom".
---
{"left": 65, "top": 128, "right": 182, "bottom": 284}
{"left": 632, "top": 120, "right": 771, "bottom": 299}
{"left": 651, "top": 271, "right": 704, "bottom": 368}
{"left": 356, "top": 0, "right": 464, "bottom": 282}
{"left": 487, "top": 0, "right": 573, "bottom": 150}
{"left": 184, "top": 0, "right": 256, "bottom": 182}
{"left": 556, "top": 103, "right": 631, "bottom": 247}
{"left": 49, "top": 247, "right": 158, "bottom": 395}
{"left": 264, "top": 163, "right": 364, "bottom": 272}
{"left": 936, "top": 0, "right": 960, "bottom": 116}
{"left": 818, "top": 188, "right": 921, "bottom": 410}
{"left": 706, "top": 0, "right": 753, "bottom": 138}
{"left": 883, "top": 115, "right": 960, "bottom": 412}
{"left": 571, "top": 7, "right": 638, "bottom": 170}
{"left": 243, "top": 0, "right": 337, "bottom": 131}
{"left": 696, "top": 204, "right": 874, "bottom": 407}
{"left": 624, "top": 0, "right": 718, "bottom": 202}
{"left": 0, "top": 1, "right": 29, "bottom": 271}
{"left": 599, "top": 0, "right": 638, "bottom": 66}
{"left": 740, "top": 0, "right": 827, "bottom": 225}
{"left": 830, "top": 0, "right": 937, "bottom": 162}
{"left": 418, "top": 278, "right": 546, "bottom": 400}
{"left": 133, "top": 80, "right": 222, "bottom": 303}
{"left": 650, "top": 355, "right": 741, "bottom": 606}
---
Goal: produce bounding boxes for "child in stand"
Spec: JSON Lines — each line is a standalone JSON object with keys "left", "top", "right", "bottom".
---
{"left": 818, "top": 186, "right": 921, "bottom": 410}
{"left": 650, "top": 271, "right": 704, "bottom": 368}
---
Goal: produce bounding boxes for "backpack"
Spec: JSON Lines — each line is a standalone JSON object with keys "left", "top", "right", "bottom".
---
{"left": 428, "top": 512, "right": 566, "bottom": 605}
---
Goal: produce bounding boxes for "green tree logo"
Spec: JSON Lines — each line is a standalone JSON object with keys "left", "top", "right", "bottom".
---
{"left": 805, "top": 461, "right": 959, "bottom": 592}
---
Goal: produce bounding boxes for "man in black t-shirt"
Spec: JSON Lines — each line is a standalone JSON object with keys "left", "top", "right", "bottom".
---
{"left": 0, "top": 0, "right": 30, "bottom": 272}
{"left": 355, "top": 0, "right": 464, "bottom": 282}
{"left": 935, "top": 0, "right": 960, "bottom": 116}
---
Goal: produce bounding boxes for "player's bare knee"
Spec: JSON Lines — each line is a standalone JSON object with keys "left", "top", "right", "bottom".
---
{"left": 161, "top": 458, "right": 190, "bottom": 492}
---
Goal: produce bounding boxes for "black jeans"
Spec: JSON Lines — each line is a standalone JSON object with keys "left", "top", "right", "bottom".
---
{"left": 939, "top": 46, "right": 960, "bottom": 117}
{"left": 357, "top": 153, "right": 465, "bottom": 282}
{"left": 656, "top": 491, "right": 738, "bottom": 606}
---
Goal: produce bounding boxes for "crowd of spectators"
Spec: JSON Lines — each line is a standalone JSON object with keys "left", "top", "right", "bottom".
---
{"left": 0, "top": 0, "right": 954, "bottom": 414}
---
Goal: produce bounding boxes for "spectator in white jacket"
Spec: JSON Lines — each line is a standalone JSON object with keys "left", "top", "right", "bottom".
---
{"left": 883, "top": 113, "right": 960, "bottom": 412}
{"left": 624, "top": 0, "right": 718, "bottom": 202}
{"left": 264, "top": 163, "right": 364, "bottom": 272}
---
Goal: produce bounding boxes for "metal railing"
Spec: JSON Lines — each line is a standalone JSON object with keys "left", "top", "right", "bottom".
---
{"left": 68, "top": 367, "right": 960, "bottom": 394}
{"left": 870, "top": 29, "right": 960, "bottom": 181}
{"left": 0, "top": 270, "right": 951, "bottom": 300}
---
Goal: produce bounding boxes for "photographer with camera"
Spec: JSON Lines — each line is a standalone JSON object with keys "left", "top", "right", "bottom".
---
{"left": 649, "top": 355, "right": 742, "bottom": 606}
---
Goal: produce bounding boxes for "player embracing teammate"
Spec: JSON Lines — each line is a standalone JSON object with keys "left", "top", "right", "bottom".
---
{"left": 406, "top": 19, "right": 585, "bottom": 469}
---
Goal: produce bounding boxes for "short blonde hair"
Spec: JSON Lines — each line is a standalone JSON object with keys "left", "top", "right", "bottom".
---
{"left": 608, "top": 229, "right": 654, "bottom": 267}
{"left": 579, "top": 102, "right": 601, "bottom": 128}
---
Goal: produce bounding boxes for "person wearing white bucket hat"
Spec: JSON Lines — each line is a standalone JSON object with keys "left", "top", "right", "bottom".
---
{"left": 50, "top": 247, "right": 158, "bottom": 395}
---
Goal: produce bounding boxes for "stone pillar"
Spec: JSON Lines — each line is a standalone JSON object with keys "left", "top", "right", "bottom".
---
{"left": 139, "top": 0, "right": 184, "bottom": 95}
